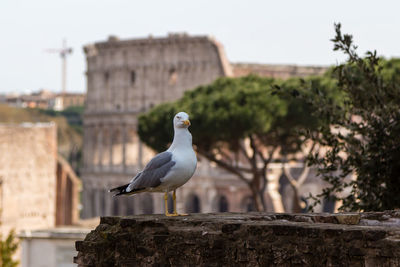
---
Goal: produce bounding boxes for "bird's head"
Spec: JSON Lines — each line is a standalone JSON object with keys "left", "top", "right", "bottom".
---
{"left": 174, "top": 112, "right": 191, "bottom": 129}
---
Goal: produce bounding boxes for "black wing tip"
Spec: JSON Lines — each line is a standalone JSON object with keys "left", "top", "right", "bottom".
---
{"left": 109, "top": 183, "right": 130, "bottom": 196}
{"left": 110, "top": 184, "right": 146, "bottom": 197}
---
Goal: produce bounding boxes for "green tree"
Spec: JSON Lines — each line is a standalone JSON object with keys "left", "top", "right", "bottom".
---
{"left": 273, "top": 75, "right": 341, "bottom": 212}
{"left": 306, "top": 24, "right": 400, "bottom": 211}
{"left": 138, "top": 75, "right": 331, "bottom": 211}
{"left": 0, "top": 230, "right": 19, "bottom": 267}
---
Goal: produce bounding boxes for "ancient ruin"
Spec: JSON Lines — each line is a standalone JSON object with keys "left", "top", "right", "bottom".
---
{"left": 82, "top": 34, "right": 329, "bottom": 218}
{"left": 0, "top": 123, "right": 80, "bottom": 236}
{"left": 75, "top": 211, "right": 400, "bottom": 266}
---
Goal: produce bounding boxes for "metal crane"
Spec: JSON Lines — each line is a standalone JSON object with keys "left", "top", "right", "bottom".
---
{"left": 45, "top": 39, "right": 73, "bottom": 94}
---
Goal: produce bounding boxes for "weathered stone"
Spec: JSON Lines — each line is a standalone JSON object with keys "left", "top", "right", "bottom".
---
{"left": 75, "top": 212, "right": 400, "bottom": 266}
{"left": 293, "top": 215, "right": 314, "bottom": 223}
{"left": 100, "top": 216, "right": 120, "bottom": 226}
{"left": 120, "top": 218, "right": 137, "bottom": 228}
{"left": 335, "top": 213, "right": 361, "bottom": 225}
{"left": 360, "top": 218, "right": 400, "bottom": 228}
{"left": 360, "top": 219, "right": 382, "bottom": 226}
{"left": 312, "top": 214, "right": 339, "bottom": 224}
{"left": 0, "top": 123, "right": 80, "bottom": 237}
{"left": 221, "top": 223, "right": 241, "bottom": 234}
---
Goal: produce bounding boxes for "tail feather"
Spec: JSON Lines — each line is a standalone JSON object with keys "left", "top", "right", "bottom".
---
{"left": 109, "top": 183, "right": 145, "bottom": 197}
{"left": 109, "top": 183, "right": 130, "bottom": 196}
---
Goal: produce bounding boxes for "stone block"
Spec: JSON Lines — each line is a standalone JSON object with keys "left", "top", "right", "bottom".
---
{"left": 75, "top": 212, "right": 400, "bottom": 266}
{"left": 335, "top": 213, "right": 361, "bottom": 225}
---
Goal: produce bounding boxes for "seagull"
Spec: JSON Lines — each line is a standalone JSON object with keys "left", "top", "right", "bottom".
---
{"left": 109, "top": 112, "right": 197, "bottom": 216}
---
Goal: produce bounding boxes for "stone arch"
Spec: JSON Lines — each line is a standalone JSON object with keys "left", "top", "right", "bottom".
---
{"left": 241, "top": 196, "right": 256, "bottom": 212}
{"left": 185, "top": 193, "right": 201, "bottom": 213}
{"left": 99, "top": 189, "right": 106, "bottom": 216}
{"left": 92, "top": 130, "right": 99, "bottom": 166}
{"left": 140, "top": 193, "right": 154, "bottom": 214}
{"left": 124, "top": 128, "right": 139, "bottom": 170}
{"left": 102, "top": 127, "right": 110, "bottom": 168}
{"left": 213, "top": 195, "right": 229, "bottom": 212}
{"left": 111, "top": 196, "right": 125, "bottom": 216}
{"left": 322, "top": 197, "right": 336, "bottom": 213}
{"left": 282, "top": 183, "right": 324, "bottom": 213}
{"left": 130, "top": 70, "right": 136, "bottom": 85}
{"left": 111, "top": 127, "right": 123, "bottom": 167}
{"left": 125, "top": 197, "right": 135, "bottom": 215}
{"left": 96, "top": 128, "right": 103, "bottom": 167}
{"left": 169, "top": 67, "right": 178, "bottom": 85}
{"left": 218, "top": 195, "right": 229, "bottom": 212}
{"left": 104, "top": 71, "right": 110, "bottom": 84}
{"left": 90, "top": 189, "right": 96, "bottom": 217}
{"left": 112, "top": 197, "right": 119, "bottom": 216}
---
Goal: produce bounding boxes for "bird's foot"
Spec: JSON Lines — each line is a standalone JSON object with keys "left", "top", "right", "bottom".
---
{"left": 165, "top": 212, "right": 189, "bottom": 217}
{"left": 174, "top": 212, "right": 189, "bottom": 216}
{"left": 165, "top": 213, "right": 179, "bottom": 217}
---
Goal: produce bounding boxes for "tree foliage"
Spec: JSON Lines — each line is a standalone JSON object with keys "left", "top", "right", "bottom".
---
{"left": 0, "top": 230, "right": 19, "bottom": 267}
{"left": 138, "top": 75, "right": 339, "bottom": 211}
{"left": 306, "top": 24, "right": 400, "bottom": 211}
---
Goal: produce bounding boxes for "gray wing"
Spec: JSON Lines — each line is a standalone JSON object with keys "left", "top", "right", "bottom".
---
{"left": 127, "top": 151, "right": 175, "bottom": 192}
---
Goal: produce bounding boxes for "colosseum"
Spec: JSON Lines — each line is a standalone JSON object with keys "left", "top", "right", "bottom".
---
{"left": 81, "top": 33, "right": 329, "bottom": 218}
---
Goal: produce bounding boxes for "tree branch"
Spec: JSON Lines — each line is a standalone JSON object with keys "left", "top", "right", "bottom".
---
{"left": 266, "top": 146, "right": 279, "bottom": 165}
{"left": 296, "top": 164, "right": 310, "bottom": 187}
{"left": 249, "top": 135, "right": 258, "bottom": 167}
{"left": 216, "top": 147, "right": 234, "bottom": 164}
{"left": 201, "top": 151, "right": 251, "bottom": 185}
{"left": 238, "top": 140, "right": 253, "bottom": 166}
{"left": 283, "top": 162, "right": 298, "bottom": 188}
{"left": 236, "top": 166, "right": 254, "bottom": 173}
{"left": 296, "top": 141, "right": 317, "bottom": 186}
{"left": 283, "top": 141, "right": 317, "bottom": 189}
{"left": 258, "top": 145, "right": 277, "bottom": 192}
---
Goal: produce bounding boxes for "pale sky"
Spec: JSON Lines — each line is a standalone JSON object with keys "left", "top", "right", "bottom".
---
{"left": 1, "top": 0, "right": 399, "bottom": 94}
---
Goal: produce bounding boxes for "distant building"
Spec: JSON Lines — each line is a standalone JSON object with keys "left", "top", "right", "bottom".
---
{"left": 19, "top": 218, "right": 98, "bottom": 267}
{"left": 51, "top": 93, "right": 86, "bottom": 111}
{"left": 81, "top": 33, "right": 330, "bottom": 218}
{"left": 0, "top": 123, "right": 81, "bottom": 263}
{"left": 1, "top": 90, "right": 55, "bottom": 109}
{"left": 0, "top": 93, "right": 23, "bottom": 107}
{"left": 231, "top": 63, "right": 327, "bottom": 79}
{"left": 0, "top": 90, "right": 85, "bottom": 110}
{"left": 81, "top": 34, "right": 232, "bottom": 218}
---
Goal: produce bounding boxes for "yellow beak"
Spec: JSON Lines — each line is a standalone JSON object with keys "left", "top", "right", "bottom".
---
{"left": 183, "top": 120, "right": 191, "bottom": 126}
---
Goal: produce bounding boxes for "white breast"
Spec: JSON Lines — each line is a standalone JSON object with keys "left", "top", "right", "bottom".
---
{"left": 160, "top": 147, "right": 197, "bottom": 191}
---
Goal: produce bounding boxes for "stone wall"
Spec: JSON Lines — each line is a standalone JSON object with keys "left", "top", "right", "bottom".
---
{"left": 81, "top": 34, "right": 231, "bottom": 218}
{"left": 83, "top": 34, "right": 229, "bottom": 114}
{"left": 231, "top": 63, "right": 328, "bottom": 79}
{"left": 0, "top": 123, "right": 81, "bottom": 237}
{"left": 75, "top": 211, "right": 400, "bottom": 266}
{"left": 0, "top": 123, "right": 57, "bottom": 236}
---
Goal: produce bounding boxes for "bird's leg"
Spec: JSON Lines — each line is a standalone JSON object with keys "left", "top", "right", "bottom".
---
{"left": 173, "top": 190, "right": 188, "bottom": 216}
{"left": 164, "top": 192, "right": 170, "bottom": 216}
{"left": 172, "top": 190, "right": 178, "bottom": 215}
{"left": 164, "top": 192, "right": 178, "bottom": 217}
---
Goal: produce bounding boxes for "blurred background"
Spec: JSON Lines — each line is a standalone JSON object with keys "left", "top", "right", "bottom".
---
{"left": 1, "top": 0, "right": 399, "bottom": 266}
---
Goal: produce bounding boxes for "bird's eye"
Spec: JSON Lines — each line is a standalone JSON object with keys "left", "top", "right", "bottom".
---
{"left": 176, "top": 116, "right": 181, "bottom": 119}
